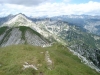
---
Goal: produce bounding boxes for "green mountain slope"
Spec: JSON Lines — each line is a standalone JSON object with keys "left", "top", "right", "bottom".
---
{"left": 57, "top": 25, "right": 100, "bottom": 69}
{"left": 0, "top": 44, "right": 99, "bottom": 75}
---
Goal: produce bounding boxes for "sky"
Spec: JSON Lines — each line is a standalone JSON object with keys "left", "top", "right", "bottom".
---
{"left": 0, "top": 0, "right": 100, "bottom": 17}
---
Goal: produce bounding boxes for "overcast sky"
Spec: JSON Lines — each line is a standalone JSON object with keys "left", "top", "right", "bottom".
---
{"left": 0, "top": 0, "right": 100, "bottom": 17}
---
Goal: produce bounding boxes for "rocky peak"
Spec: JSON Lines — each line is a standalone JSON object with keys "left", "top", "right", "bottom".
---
{"left": 3, "top": 13, "right": 33, "bottom": 27}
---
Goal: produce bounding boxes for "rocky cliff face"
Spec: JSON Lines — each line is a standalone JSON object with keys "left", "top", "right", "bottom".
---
{"left": 0, "top": 26, "right": 50, "bottom": 47}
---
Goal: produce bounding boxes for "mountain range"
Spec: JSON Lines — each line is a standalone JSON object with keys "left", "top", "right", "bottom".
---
{"left": 51, "top": 15, "right": 100, "bottom": 35}
{"left": 0, "top": 13, "right": 100, "bottom": 75}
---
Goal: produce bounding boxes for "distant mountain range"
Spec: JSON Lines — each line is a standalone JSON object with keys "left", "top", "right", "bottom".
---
{"left": 0, "top": 13, "right": 100, "bottom": 73}
{"left": 51, "top": 15, "right": 100, "bottom": 35}
{"left": 1, "top": 14, "right": 100, "bottom": 35}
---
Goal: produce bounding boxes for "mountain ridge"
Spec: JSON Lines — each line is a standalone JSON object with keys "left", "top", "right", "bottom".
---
{"left": 0, "top": 26, "right": 50, "bottom": 47}
{"left": 0, "top": 13, "right": 100, "bottom": 73}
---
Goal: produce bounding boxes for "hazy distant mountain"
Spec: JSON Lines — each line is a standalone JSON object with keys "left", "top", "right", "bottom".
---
{"left": 51, "top": 15, "right": 100, "bottom": 35}
{"left": 0, "top": 14, "right": 14, "bottom": 25}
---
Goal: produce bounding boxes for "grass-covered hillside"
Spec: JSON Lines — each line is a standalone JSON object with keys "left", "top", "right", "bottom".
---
{"left": 0, "top": 44, "right": 99, "bottom": 75}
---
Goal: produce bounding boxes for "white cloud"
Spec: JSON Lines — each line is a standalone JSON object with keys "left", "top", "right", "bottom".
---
{"left": 0, "top": 0, "right": 52, "bottom": 6}
{"left": 0, "top": 1, "right": 100, "bottom": 17}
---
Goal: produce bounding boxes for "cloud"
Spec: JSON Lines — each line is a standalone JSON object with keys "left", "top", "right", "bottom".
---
{"left": 0, "top": 1, "right": 100, "bottom": 17}
{"left": 0, "top": 0, "right": 52, "bottom": 6}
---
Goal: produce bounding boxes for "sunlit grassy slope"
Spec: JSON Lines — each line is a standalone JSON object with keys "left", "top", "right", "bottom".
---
{"left": 0, "top": 44, "right": 99, "bottom": 75}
